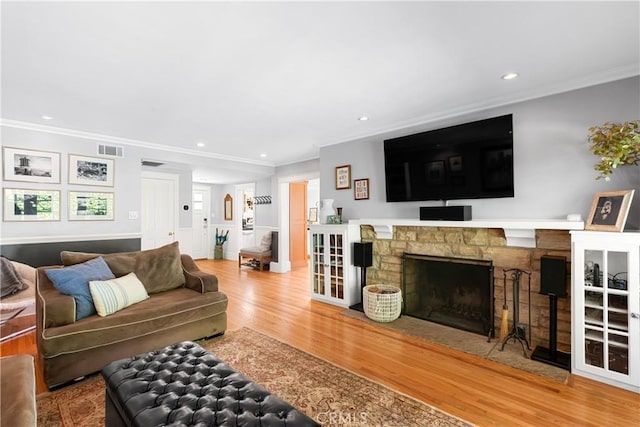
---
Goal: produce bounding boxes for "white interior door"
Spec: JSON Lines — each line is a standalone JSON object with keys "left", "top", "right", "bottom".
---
{"left": 141, "top": 172, "right": 178, "bottom": 250}
{"left": 192, "top": 185, "right": 211, "bottom": 259}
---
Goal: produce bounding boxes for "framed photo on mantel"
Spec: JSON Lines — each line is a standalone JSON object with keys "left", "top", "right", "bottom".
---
{"left": 585, "top": 189, "right": 635, "bottom": 232}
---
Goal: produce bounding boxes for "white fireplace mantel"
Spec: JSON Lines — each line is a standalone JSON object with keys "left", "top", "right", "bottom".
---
{"left": 347, "top": 218, "right": 585, "bottom": 248}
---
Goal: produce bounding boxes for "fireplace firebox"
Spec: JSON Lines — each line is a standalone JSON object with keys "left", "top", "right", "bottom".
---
{"left": 402, "top": 253, "right": 494, "bottom": 337}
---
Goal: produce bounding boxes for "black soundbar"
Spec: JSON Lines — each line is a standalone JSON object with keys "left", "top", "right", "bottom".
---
{"left": 420, "top": 205, "right": 472, "bottom": 221}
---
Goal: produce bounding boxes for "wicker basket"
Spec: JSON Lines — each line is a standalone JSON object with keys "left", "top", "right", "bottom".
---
{"left": 363, "top": 285, "right": 402, "bottom": 322}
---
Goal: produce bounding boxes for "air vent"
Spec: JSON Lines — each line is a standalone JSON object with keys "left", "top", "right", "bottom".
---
{"left": 141, "top": 160, "right": 165, "bottom": 167}
{"left": 97, "top": 144, "right": 124, "bottom": 158}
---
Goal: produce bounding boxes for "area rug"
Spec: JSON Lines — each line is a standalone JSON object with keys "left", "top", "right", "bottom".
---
{"left": 37, "top": 327, "right": 472, "bottom": 426}
{"left": 341, "top": 310, "right": 569, "bottom": 383}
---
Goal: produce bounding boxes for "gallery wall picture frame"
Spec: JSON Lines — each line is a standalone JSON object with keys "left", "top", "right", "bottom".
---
{"left": 68, "top": 191, "right": 115, "bottom": 221}
{"left": 3, "top": 188, "right": 61, "bottom": 221}
{"left": 354, "top": 178, "right": 369, "bottom": 200}
{"left": 585, "top": 189, "right": 635, "bottom": 232}
{"left": 2, "top": 147, "right": 61, "bottom": 184}
{"left": 68, "top": 154, "right": 114, "bottom": 187}
{"left": 335, "top": 164, "right": 351, "bottom": 190}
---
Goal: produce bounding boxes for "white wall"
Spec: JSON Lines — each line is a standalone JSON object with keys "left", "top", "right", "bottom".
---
{"left": 319, "top": 77, "right": 640, "bottom": 230}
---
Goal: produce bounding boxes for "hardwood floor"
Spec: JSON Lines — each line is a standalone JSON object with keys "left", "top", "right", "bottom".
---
{"left": 2, "top": 259, "right": 638, "bottom": 426}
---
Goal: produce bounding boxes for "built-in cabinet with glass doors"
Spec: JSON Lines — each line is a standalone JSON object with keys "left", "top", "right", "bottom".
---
{"left": 571, "top": 231, "right": 639, "bottom": 393}
{"left": 309, "top": 224, "right": 360, "bottom": 307}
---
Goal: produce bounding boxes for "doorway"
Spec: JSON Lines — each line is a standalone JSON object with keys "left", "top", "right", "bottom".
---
{"left": 192, "top": 185, "right": 211, "bottom": 259}
{"left": 141, "top": 171, "right": 178, "bottom": 250}
{"left": 289, "top": 181, "right": 308, "bottom": 269}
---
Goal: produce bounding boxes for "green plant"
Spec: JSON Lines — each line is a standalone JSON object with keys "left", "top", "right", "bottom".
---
{"left": 587, "top": 120, "right": 640, "bottom": 180}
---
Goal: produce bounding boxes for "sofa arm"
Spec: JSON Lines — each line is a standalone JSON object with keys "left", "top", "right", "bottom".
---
{"left": 0, "top": 355, "right": 36, "bottom": 427}
{"left": 36, "top": 267, "right": 76, "bottom": 328}
{"left": 181, "top": 254, "right": 219, "bottom": 293}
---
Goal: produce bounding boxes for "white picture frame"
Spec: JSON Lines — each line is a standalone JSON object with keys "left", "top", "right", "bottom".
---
{"left": 68, "top": 154, "right": 114, "bottom": 187}
{"left": 68, "top": 191, "right": 115, "bottom": 221}
{"left": 2, "top": 147, "right": 61, "bottom": 183}
{"left": 3, "top": 188, "right": 61, "bottom": 221}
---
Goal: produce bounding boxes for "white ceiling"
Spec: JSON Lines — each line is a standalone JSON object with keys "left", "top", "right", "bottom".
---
{"left": 2, "top": 1, "right": 639, "bottom": 183}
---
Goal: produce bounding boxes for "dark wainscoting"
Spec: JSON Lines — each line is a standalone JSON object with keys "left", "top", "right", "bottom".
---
{"left": 1, "top": 238, "right": 141, "bottom": 267}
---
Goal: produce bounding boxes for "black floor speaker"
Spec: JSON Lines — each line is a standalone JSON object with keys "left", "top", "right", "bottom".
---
{"left": 532, "top": 255, "right": 570, "bottom": 371}
{"left": 540, "top": 255, "right": 567, "bottom": 297}
{"left": 353, "top": 242, "right": 372, "bottom": 268}
{"left": 420, "top": 205, "right": 471, "bottom": 221}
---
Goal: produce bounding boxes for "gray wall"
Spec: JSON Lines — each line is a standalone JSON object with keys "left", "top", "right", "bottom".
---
{"left": 2, "top": 76, "right": 638, "bottom": 247}
{"left": 319, "top": 77, "right": 640, "bottom": 230}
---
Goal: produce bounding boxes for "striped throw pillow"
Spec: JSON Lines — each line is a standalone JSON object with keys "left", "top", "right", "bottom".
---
{"left": 89, "top": 272, "right": 149, "bottom": 317}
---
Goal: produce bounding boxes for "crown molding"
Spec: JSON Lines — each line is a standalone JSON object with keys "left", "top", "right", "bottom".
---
{"left": 0, "top": 119, "right": 275, "bottom": 167}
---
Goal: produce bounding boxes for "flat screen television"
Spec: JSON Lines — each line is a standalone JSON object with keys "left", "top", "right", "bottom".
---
{"left": 384, "top": 114, "right": 514, "bottom": 202}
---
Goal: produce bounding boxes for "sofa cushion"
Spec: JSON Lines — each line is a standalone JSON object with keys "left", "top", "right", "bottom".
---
{"left": 61, "top": 242, "right": 185, "bottom": 294}
{"left": 45, "top": 257, "right": 115, "bottom": 320}
{"left": 39, "top": 287, "right": 228, "bottom": 358}
{"left": 89, "top": 272, "right": 149, "bottom": 317}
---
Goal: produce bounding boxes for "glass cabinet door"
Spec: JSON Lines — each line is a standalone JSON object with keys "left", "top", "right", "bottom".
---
{"left": 583, "top": 249, "right": 629, "bottom": 376}
{"left": 328, "top": 233, "right": 344, "bottom": 299}
{"left": 311, "top": 232, "right": 325, "bottom": 296}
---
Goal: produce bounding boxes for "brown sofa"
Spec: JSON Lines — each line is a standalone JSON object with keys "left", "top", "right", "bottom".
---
{"left": 36, "top": 242, "right": 228, "bottom": 388}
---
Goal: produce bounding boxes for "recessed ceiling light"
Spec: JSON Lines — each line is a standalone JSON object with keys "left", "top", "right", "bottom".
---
{"left": 358, "top": 116, "right": 369, "bottom": 121}
{"left": 41, "top": 115, "right": 53, "bottom": 120}
{"left": 501, "top": 72, "right": 519, "bottom": 80}
{"left": 196, "top": 142, "right": 205, "bottom": 148}
{"left": 259, "top": 153, "right": 267, "bottom": 158}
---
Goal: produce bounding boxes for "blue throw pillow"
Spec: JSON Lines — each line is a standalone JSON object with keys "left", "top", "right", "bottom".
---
{"left": 45, "top": 256, "right": 115, "bottom": 320}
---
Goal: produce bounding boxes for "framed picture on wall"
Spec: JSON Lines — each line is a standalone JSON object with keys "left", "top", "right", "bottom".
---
{"left": 2, "top": 147, "right": 61, "bottom": 183}
{"left": 354, "top": 178, "right": 369, "bottom": 200}
{"left": 224, "top": 193, "right": 233, "bottom": 221}
{"left": 68, "top": 154, "right": 114, "bottom": 186}
{"left": 335, "top": 165, "right": 351, "bottom": 190}
{"left": 585, "top": 189, "right": 635, "bottom": 232}
{"left": 308, "top": 207, "right": 318, "bottom": 223}
{"left": 3, "top": 188, "right": 61, "bottom": 221}
{"left": 68, "top": 191, "right": 114, "bottom": 221}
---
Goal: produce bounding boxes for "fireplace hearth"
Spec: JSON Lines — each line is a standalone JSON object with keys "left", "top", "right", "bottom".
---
{"left": 402, "top": 253, "right": 494, "bottom": 337}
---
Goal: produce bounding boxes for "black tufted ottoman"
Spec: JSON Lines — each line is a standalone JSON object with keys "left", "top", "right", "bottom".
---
{"left": 101, "top": 341, "right": 320, "bottom": 427}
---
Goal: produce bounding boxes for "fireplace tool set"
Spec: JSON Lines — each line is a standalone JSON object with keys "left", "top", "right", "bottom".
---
{"left": 499, "top": 268, "right": 532, "bottom": 357}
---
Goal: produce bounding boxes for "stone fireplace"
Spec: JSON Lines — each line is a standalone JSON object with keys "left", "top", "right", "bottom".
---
{"left": 353, "top": 221, "right": 575, "bottom": 352}
{"left": 403, "top": 254, "right": 493, "bottom": 337}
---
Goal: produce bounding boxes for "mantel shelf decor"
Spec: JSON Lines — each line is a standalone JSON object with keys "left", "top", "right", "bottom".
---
{"left": 348, "top": 218, "right": 584, "bottom": 248}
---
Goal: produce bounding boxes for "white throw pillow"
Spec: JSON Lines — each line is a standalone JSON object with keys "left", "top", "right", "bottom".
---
{"left": 89, "top": 272, "right": 149, "bottom": 317}
{"left": 259, "top": 232, "right": 272, "bottom": 251}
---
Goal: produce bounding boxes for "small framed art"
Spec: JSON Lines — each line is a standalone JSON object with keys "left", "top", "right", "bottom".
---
{"left": 224, "top": 193, "right": 233, "bottom": 221}
{"left": 354, "top": 178, "right": 369, "bottom": 200}
{"left": 308, "top": 207, "right": 318, "bottom": 223}
{"left": 3, "top": 188, "right": 60, "bottom": 221}
{"left": 68, "top": 191, "right": 114, "bottom": 220}
{"left": 3, "top": 147, "right": 60, "bottom": 183}
{"left": 585, "top": 189, "right": 635, "bottom": 232}
{"left": 335, "top": 165, "right": 351, "bottom": 190}
{"left": 68, "top": 154, "right": 114, "bottom": 187}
